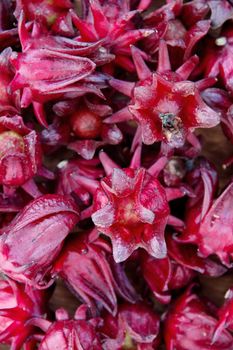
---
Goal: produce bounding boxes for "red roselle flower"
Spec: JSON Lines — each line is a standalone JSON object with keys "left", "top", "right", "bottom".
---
{"left": 0, "top": 115, "right": 41, "bottom": 187}
{"left": 143, "top": 0, "right": 210, "bottom": 63}
{"left": 140, "top": 233, "right": 226, "bottom": 304}
{"left": 10, "top": 12, "right": 111, "bottom": 127}
{"left": 107, "top": 41, "right": 219, "bottom": 148}
{"left": 53, "top": 232, "right": 137, "bottom": 315}
{"left": 86, "top": 149, "right": 170, "bottom": 263}
{"left": 181, "top": 180, "right": 233, "bottom": 267}
{"left": 101, "top": 303, "right": 160, "bottom": 350}
{"left": 9, "top": 48, "right": 96, "bottom": 122}
{"left": 166, "top": 234, "right": 226, "bottom": 278}
{"left": 176, "top": 155, "right": 219, "bottom": 238}
{"left": 140, "top": 250, "right": 195, "bottom": 304}
{"left": 0, "top": 277, "right": 50, "bottom": 349}
{"left": 71, "top": 0, "right": 153, "bottom": 73}
{"left": 213, "top": 287, "right": 233, "bottom": 343}
{"left": 33, "top": 305, "right": 102, "bottom": 349}
{"left": 0, "top": 194, "right": 79, "bottom": 287}
{"left": 164, "top": 286, "right": 233, "bottom": 350}
{"left": 143, "top": 0, "right": 233, "bottom": 61}
{"left": 17, "top": 12, "right": 113, "bottom": 66}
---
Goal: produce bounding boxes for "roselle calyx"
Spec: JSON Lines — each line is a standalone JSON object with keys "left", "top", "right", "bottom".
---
{"left": 0, "top": 115, "right": 41, "bottom": 186}
{"left": 92, "top": 166, "right": 170, "bottom": 262}
{"left": 181, "top": 181, "right": 233, "bottom": 267}
{"left": 198, "top": 26, "right": 233, "bottom": 95}
{"left": 101, "top": 303, "right": 160, "bottom": 350}
{"left": 164, "top": 286, "right": 233, "bottom": 350}
{"left": 53, "top": 233, "right": 137, "bottom": 315}
{"left": 140, "top": 249, "right": 194, "bottom": 304}
{"left": 0, "top": 277, "right": 50, "bottom": 349}
{"left": 0, "top": 48, "right": 19, "bottom": 115}
{"left": 0, "top": 194, "right": 79, "bottom": 287}
{"left": 34, "top": 306, "right": 102, "bottom": 349}
{"left": 71, "top": 0, "right": 153, "bottom": 72}
{"left": 107, "top": 42, "right": 220, "bottom": 148}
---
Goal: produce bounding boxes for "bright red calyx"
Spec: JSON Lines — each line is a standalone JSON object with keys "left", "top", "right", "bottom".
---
{"left": 92, "top": 167, "right": 169, "bottom": 262}
{"left": 71, "top": 0, "right": 153, "bottom": 72}
{"left": 0, "top": 277, "right": 49, "bottom": 349}
{"left": 0, "top": 194, "right": 79, "bottom": 287}
{"left": 35, "top": 306, "right": 102, "bottom": 350}
{"left": 0, "top": 1, "right": 232, "bottom": 348}
{"left": 164, "top": 287, "right": 233, "bottom": 350}
{"left": 108, "top": 42, "right": 219, "bottom": 147}
{"left": 198, "top": 26, "right": 233, "bottom": 94}
{"left": 53, "top": 233, "right": 137, "bottom": 315}
{"left": 0, "top": 115, "right": 41, "bottom": 186}
{"left": 181, "top": 181, "right": 233, "bottom": 266}
{"left": 101, "top": 303, "right": 160, "bottom": 349}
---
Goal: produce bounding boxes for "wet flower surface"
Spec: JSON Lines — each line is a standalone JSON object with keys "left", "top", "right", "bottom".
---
{"left": 0, "top": 0, "right": 232, "bottom": 349}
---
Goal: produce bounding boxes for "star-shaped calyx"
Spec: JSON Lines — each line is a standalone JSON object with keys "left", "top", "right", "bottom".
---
{"left": 92, "top": 165, "right": 169, "bottom": 262}
{"left": 106, "top": 41, "right": 220, "bottom": 148}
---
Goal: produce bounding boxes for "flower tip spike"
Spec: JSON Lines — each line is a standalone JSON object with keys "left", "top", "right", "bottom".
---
{"left": 109, "top": 78, "right": 134, "bottom": 97}
{"left": 176, "top": 55, "right": 199, "bottom": 80}
{"left": 104, "top": 107, "right": 133, "bottom": 124}
{"left": 18, "top": 11, "right": 29, "bottom": 51}
{"left": 99, "top": 150, "right": 119, "bottom": 176}
{"left": 195, "top": 77, "right": 218, "bottom": 91}
{"left": 131, "top": 45, "right": 151, "bottom": 80}
{"left": 32, "top": 101, "right": 48, "bottom": 128}
{"left": 70, "top": 9, "right": 97, "bottom": 42}
{"left": 157, "top": 40, "right": 171, "bottom": 73}
{"left": 148, "top": 156, "right": 168, "bottom": 177}
{"left": 89, "top": 0, "right": 109, "bottom": 38}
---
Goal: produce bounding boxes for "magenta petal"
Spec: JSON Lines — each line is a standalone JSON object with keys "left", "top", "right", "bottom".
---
{"left": 164, "top": 287, "right": 233, "bottom": 349}
{"left": 196, "top": 182, "right": 233, "bottom": 265}
{"left": 0, "top": 194, "right": 79, "bottom": 285}
{"left": 10, "top": 49, "right": 95, "bottom": 95}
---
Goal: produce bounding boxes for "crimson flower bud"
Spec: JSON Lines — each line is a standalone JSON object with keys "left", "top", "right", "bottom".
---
{"left": 0, "top": 194, "right": 79, "bottom": 287}
{"left": 164, "top": 287, "right": 233, "bottom": 349}
{"left": 0, "top": 115, "right": 41, "bottom": 186}
{"left": 0, "top": 277, "right": 49, "bottom": 349}
{"left": 53, "top": 233, "right": 137, "bottom": 315}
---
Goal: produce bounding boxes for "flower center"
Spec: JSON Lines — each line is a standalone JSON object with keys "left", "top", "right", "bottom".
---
{"left": 122, "top": 331, "right": 137, "bottom": 349}
{"left": 70, "top": 108, "right": 102, "bottom": 139}
{"left": 117, "top": 197, "right": 139, "bottom": 225}
{"left": 0, "top": 131, "right": 24, "bottom": 158}
{"left": 159, "top": 112, "right": 183, "bottom": 142}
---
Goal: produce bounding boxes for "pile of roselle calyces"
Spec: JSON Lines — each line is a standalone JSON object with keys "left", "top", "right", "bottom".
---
{"left": 1, "top": 0, "right": 233, "bottom": 349}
